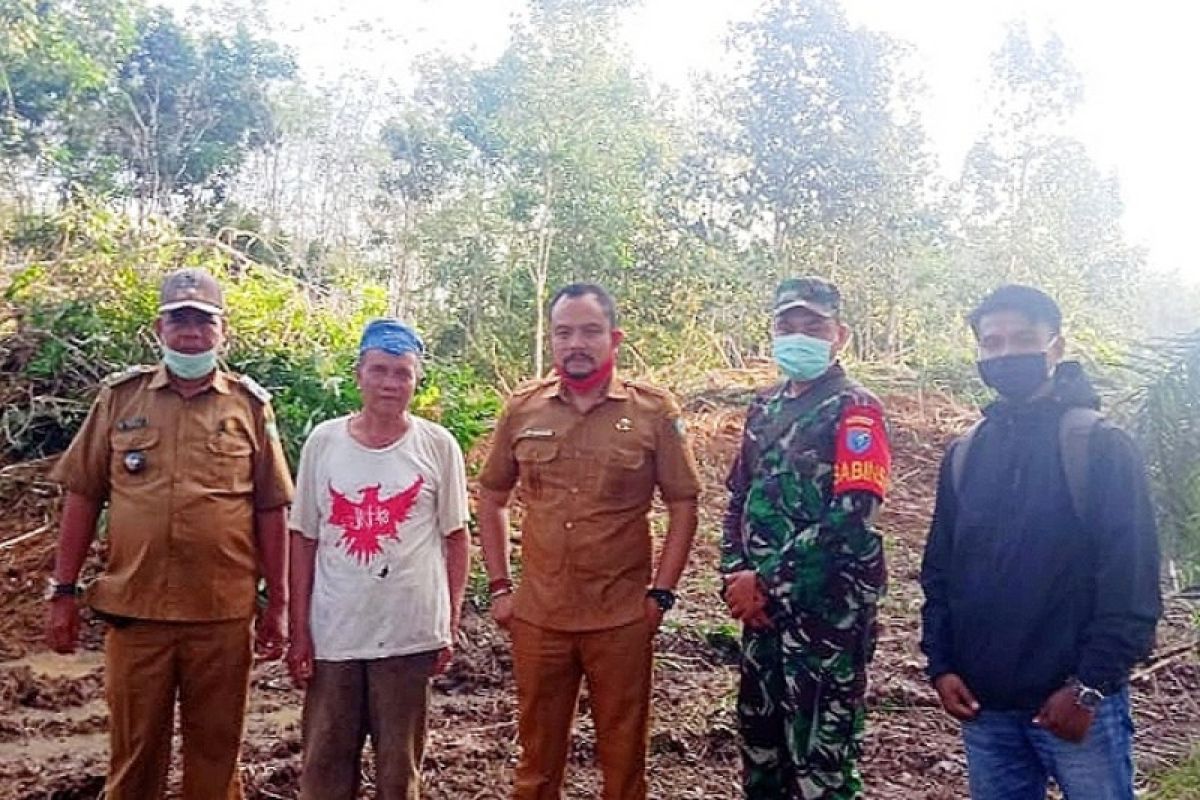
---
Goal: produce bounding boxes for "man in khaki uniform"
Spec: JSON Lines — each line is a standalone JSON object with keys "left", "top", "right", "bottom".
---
{"left": 45, "top": 268, "right": 294, "bottom": 800}
{"left": 478, "top": 282, "right": 701, "bottom": 800}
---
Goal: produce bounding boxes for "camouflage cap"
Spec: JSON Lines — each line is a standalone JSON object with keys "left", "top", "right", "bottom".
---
{"left": 773, "top": 276, "right": 841, "bottom": 319}
{"left": 158, "top": 268, "right": 224, "bottom": 316}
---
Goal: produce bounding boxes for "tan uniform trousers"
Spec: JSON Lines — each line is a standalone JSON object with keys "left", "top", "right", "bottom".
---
{"left": 104, "top": 617, "right": 254, "bottom": 800}
{"left": 511, "top": 618, "right": 654, "bottom": 800}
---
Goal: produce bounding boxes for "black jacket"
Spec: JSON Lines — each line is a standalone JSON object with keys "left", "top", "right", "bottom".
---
{"left": 920, "top": 363, "right": 1161, "bottom": 711}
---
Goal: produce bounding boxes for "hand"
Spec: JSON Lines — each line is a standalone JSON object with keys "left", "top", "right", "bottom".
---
{"left": 1034, "top": 686, "right": 1095, "bottom": 743}
{"left": 255, "top": 603, "right": 286, "bottom": 661}
{"left": 286, "top": 633, "right": 314, "bottom": 689}
{"left": 434, "top": 646, "right": 454, "bottom": 675}
{"left": 723, "top": 570, "right": 766, "bottom": 621}
{"left": 46, "top": 597, "right": 81, "bottom": 654}
{"left": 934, "top": 673, "right": 981, "bottom": 722}
{"left": 643, "top": 597, "right": 665, "bottom": 633}
{"left": 491, "top": 592, "right": 515, "bottom": 631}
{"left": 743, "top": 608, "right": 773, "bottom": 630}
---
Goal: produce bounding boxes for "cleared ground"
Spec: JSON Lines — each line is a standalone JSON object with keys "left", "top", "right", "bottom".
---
{"left": 1, "top": 383, "right": 1195, "bottom": 798}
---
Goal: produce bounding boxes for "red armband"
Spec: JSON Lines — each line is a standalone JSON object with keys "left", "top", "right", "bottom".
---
{"left": 833, "top": 403, "right": 890, "bottom": 501}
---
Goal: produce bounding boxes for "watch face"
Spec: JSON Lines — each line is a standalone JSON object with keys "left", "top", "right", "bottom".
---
{"left": 1077, "top": 688, "right": 1103, "bottom": 710}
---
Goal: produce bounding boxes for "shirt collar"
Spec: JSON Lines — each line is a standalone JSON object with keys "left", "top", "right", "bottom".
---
{"left": 541, "top": 374, "right": 629, "bottom": 402}
{"left": 147, "top": 362, "right": 230, "bottom": 395}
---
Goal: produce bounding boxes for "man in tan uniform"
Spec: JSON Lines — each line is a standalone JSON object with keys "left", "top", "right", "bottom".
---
{"left": 45, "top": 268, "right": 294, "bottom": 800}
{"left": 478, "top": 282, "right": 701, "bottom": 800}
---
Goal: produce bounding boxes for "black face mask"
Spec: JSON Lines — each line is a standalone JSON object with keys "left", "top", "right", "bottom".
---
{"left": 977, "top": 352, "right": 1051, "bottom": 401}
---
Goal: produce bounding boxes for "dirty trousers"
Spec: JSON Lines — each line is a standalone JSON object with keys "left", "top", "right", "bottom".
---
{"left": 299, "top": 651, "right": 438, "bottom": 800}
{"left": 510, "top": 618, "right": 653, "bottom": 800}
{"left": 104, "top": 617, "right": 254, "bottom": 800}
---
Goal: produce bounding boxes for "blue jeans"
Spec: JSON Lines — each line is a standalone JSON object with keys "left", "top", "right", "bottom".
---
{"left": 961, "top": 687, "right": 1134, "bottom": 800}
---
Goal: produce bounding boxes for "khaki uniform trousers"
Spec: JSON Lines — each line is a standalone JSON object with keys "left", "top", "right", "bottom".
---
{"left": 103, "top": 617, "right": 254, "bottom": 800}
{"left": 511, "top": 618, "right": 654, "bottom": 800}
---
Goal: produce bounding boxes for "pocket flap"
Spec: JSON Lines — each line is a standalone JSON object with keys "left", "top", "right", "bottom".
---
{"left": 110, "top": 428, "right": 160, "bottom": 451}
{"left": 609, "top": 447, "right": 646, "bottom": 470}
{"left": 514, "top": 439, "right": 559, "bottom": 463}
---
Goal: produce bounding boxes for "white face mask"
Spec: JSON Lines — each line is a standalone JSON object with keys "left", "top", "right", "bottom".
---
{"left": 161, "top": 346, "right": 218, "bottom": 379}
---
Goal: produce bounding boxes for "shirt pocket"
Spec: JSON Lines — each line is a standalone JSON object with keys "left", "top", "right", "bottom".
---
{"left": 601, "top": 446, "right": 649, "bottom": 498}
{"left": 205, "top": 418, "right": 255, "bottom": 492}
{"left": 109, "top": 428, "right": 161, "bottom": 486}
{"left": 514, "top": 439, "right": 559, "bottom": 501}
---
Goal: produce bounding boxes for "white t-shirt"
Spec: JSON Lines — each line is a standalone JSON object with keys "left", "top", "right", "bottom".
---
{"left": 290, "top": 414, "right": 469, "bottom": 661}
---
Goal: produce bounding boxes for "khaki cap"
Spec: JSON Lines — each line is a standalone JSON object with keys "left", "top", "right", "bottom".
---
{"left": 158, "top": 268, "right": 225, "bottom": 316}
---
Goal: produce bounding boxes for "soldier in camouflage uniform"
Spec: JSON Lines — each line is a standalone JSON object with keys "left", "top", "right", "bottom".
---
{"left": 721, "top": 278, "right": 891, "bottom": 800}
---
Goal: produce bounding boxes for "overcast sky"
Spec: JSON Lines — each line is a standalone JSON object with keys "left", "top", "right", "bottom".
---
{"left": 170, "top": 0, "right": 1200, "bottom": 285}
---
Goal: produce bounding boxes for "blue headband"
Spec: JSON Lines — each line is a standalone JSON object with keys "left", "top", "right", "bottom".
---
{"left": 359, "top": 318, "right": 425, "bottom": 358}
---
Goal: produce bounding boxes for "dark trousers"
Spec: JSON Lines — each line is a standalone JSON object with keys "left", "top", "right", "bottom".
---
{"left": 299, "top": 651, "right": 438, "bottom": 800}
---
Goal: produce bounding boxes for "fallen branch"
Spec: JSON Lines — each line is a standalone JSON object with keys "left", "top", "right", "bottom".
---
{"left": 0, "top": 522, "right": 51, "bottom": 551}
{"left": 1130, "top": 641, "right": 1199, "bottom": 683}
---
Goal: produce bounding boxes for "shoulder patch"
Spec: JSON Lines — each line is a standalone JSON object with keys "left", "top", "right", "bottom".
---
{"left": 237, "top": 374, "right": 272, "bottom": 404}
{"left": 103, "top": 365, "right": 154, "bottom": 388}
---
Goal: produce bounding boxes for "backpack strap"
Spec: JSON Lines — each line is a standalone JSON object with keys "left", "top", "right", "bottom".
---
{"left": 951, "top": 409, "right": 1102, "bottom": 524}
{"left": 950, "top": 419, "right": 985, "bottom": 498}
{"left": 1058, "top": 407, "right": 1103, "bottom": 524}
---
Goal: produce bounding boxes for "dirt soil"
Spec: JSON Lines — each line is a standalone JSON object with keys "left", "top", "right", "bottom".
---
{"left": 0, "top": 382, "right": 1196, "bottom": 799}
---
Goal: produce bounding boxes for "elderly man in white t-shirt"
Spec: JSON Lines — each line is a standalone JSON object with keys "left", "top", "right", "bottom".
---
{"left": 287, "top": 318, "right": 470, "bottom": 800}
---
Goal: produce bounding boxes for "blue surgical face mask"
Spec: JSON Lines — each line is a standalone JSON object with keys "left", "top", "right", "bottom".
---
{"left": 772, "top": 332, "right": 833, "bottom": 382}
{"left": 162, "top": 346, "right": 218, "bottom": 380}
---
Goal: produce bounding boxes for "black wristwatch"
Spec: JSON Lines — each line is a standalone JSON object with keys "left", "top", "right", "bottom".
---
{"left": 646, "top": 588, "right": 677, "bottom": 613}
{"left": 45, "top": 580, "right": 82, "bottom": 600}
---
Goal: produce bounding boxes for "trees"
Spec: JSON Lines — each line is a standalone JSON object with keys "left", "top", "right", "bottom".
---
{"left": 381, "top": 0, "right": 678, "bottom": 380}
{"left": 3, "top": 0, "right": 1188, "bottom": 392}
{"left": 1, "top": 0, "right": 294, "bottom": 215}
{"left": 697, "top": 0, "right": 940, "bottom": 360}
{"left": 954, "top": 24, "right": 1143, "bottom": 349}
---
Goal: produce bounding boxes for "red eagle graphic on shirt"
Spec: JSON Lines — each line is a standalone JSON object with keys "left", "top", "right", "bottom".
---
{"left": 327, "top": 477, "right": 425, "bottom": 564}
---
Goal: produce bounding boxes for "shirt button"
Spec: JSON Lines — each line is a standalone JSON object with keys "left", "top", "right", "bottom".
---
{"left": 564, "top": 521, "right": 574, "bottom": 530}
{"left": 570, "top": 487, "right": 579, "bottom": 494}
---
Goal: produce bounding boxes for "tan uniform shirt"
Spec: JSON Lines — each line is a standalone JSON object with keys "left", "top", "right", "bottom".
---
{"left": 478, "top": 377, "right": 701, "bottom": 632}
{"left": 50, "top": 365, "right": 294, "bottom": 621}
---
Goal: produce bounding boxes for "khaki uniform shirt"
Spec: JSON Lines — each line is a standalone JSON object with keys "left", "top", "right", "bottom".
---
{"left": 50, "top": 365, "right": 294, "bottom": 621}
{"left": 478, "top": 376, "right": 701, "bottom": 632}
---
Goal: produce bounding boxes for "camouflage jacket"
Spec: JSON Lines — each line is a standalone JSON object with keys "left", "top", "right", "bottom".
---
{"left": 721, "top": 365, "right": 889, "bottom": 625}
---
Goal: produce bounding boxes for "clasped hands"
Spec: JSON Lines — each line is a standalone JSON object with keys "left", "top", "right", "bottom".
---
{"left": 722, "top": 570, "right": 772, "bottom": 629}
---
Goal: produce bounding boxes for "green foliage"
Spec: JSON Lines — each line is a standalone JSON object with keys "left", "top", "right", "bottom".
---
{"left": 0, "top": 204, "right": 500, "bottom": 466}
{"left": 1148, "top": 748, "right": 1200, "bottom": 800}
{"left": 2, "top": 0, "right": 295, "bottom": 209}
{"left": 1123, "top": 330, "right": 1200, "bottom": 586}
{"left": 5, "top": 0, "right": 1197, "bottom": 414}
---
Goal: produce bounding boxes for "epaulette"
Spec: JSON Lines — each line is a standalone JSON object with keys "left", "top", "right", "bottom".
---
{"left": 511, "top": 377, "right": 557, "bottom": 398}
{"left": 840, "top": 383, "right": 884, "bottom": 410}
{"left": 620, "top": 379, "right": 672, "bottom": 399}
{"left": 102, "top": 365, "right": 154, "bottom": 388}
{"left": 236, "top": 374, "right": 272, "bottom": 404}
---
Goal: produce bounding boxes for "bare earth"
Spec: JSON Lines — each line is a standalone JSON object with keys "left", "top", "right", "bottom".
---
{"left": 0, "top": 387, "right": 1196, "bottom": 799}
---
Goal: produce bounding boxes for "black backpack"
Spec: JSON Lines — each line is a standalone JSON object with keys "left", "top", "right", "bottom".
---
{"left": 950, "top": 407, "right": 1103, "bottom": 524}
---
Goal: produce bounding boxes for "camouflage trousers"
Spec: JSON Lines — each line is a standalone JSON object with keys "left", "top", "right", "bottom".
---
{"left": 736, "top": 617, "right": 873, "bottom": 800}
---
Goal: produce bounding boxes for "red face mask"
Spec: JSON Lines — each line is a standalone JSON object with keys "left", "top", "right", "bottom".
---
{"left": 555, "top": 355, "right": 615, "bottom": 394}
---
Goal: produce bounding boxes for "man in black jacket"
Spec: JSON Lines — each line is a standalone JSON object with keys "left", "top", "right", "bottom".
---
{"left": 920, "top": 285, "right": 1161, "bottom": 800}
